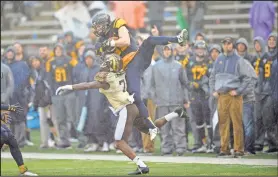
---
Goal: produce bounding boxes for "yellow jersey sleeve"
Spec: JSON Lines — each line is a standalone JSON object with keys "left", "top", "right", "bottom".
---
{"left": 113, "top": 18, "right": 127, "bottom": 29}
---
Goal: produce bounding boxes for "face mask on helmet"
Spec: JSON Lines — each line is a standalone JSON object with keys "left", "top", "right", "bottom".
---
{"left": 100, "top": 54, "right": 122, "bottom": 72}
{"left": 91, "top": 13, "right": 111, "bottom": 37}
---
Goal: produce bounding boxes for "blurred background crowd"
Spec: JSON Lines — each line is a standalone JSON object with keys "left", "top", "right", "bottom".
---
{"left": 1, "top": 1, "right": 277, "bottom": 156}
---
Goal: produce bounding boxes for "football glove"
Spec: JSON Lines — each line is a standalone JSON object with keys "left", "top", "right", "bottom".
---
{"left": 8, "top": 103, "right": 24, "bottom": 116}
{"left": 56, "top": 85, "right": 73, "bottom": 96}
{"left": 1, "top": 112, "right": 12, "bottom": 124}
{"left": 101, "top": 39, "right": 116, "bottom": 53}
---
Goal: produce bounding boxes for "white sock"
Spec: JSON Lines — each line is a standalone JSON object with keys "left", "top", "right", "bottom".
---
{"left": 132, "top": 156, "right": 147, "bottom": 167}
{"left": 164, "top": 112, "right": 179, "bottom": 122}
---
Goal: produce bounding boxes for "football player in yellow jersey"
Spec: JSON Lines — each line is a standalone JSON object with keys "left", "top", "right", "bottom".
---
{"left": 56, "top": 54, "right": 187, "bottom": 175}
{"left": 90, "top": 13, "right": 189, "bottom": 135}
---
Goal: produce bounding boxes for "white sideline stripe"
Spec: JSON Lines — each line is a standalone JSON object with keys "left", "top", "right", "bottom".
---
{"left": 1, "top": 152, "right": 277, "bottom": 166}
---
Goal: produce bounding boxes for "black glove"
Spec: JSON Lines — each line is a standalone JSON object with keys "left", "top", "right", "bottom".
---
{"left": 174, "top": 106, "right": 189, "bottom": 120}
{"left": 8, "top": 103, "right": 24, "bottom": 116}
{"left": 1, "top": 112, "right": 12, "bottom": 124}
{"left": 101, "top": 39, "right": 116, "bottom": 53}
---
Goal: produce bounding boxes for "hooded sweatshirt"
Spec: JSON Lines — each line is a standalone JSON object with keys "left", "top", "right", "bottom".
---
{"left": 267, "top": 32, "right": 278, "bottom": 60}
{"left": 5, "top": 46, "right": 30, "bottom": 92}
{"left": 207, "top": 44, "right": 222, "bottom": 77}
{"left": 235, "top": 37, "right": 254, "bottom": 63}
{"left": 1, "top": 61, "right": 14, "bottom": 104}
{"left": 150, "top": 44, "right": 189, "bottom": 106}
{"left": 252, "top": 36, "right": 272, "bottom": 99}
{"left": 209, "top": 49, "right": 251, "bottom": 95}
{"left": 49, "top": 43, "right": 73, "bottom": 95}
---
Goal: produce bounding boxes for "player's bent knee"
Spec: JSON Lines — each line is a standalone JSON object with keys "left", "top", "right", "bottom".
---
{"left": 115, "top": 140, "right": 124, "bottom": 149}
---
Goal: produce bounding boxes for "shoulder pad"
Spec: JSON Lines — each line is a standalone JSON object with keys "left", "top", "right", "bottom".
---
{"left": 94, "top": 71, "right": 109, "bottom": 82}
{"left": 113, "top": 18, "right": 127, "bottom": 29}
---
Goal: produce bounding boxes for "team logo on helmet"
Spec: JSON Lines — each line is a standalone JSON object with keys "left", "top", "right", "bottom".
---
{"left": 100, "top": 54, "right": 123, "bottom": 73}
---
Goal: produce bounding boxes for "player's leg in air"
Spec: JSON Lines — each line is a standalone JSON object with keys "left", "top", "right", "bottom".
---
{"left": 133, "top": 107, "right": 187, "bottom": 135}
{"left": 1, "top": 112, "right": 38, "bottom": 176}
{"left": 125, "top": 29, "right": 189, "bottom": 140}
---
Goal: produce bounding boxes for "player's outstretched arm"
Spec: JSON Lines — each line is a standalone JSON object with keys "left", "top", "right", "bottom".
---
{"left": 56, "top": 81, "right": 109, "bottom": 96}
{"left": 72, "top": 81, "right": 109, "bottom": 90}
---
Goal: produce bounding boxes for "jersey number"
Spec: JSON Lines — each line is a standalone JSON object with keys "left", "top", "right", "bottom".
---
{"left": 119, "top": 79, "right": 127, "bottom": 92}
{"left": 192, "top": 66, "right": 206, "bottom": 80}
{"left": 264, "top": 63, "right": 271, "bottom": 78}
{"left": 254, "top": 59, "right": 261, "bottom": 76}
{"left": 55, "top": 68, "right": 67, "bottom": 82}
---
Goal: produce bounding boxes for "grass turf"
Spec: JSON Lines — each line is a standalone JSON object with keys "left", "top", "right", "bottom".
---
{"left": 1, "top": 159, "right": 277, "bottom": 176}
{"left": 7, "top": 129, "right": 276, "bottom": 159}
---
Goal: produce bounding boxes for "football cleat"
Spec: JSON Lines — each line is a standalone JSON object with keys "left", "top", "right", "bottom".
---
{"left": 192, "top": 145, "right": 207, "bottom": 153}
{"left": 101, "top": 142, "right": 109, "bottom": 152}
{"left": 149, "top": 128, "right": 158, "bottom": 141}
{"left": 177, "top": 29, "right": 189, "bottom": 46}
{"left": 84, "top": 143, "right": 99, "bottom": 152}
{"left": 20, "top": 171, "right": 38, "bottom": 176}
{"left": 128, "top": 166, "right": 149, "bottom": 175}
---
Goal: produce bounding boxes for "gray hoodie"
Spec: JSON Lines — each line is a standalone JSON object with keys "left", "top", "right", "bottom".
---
{"left": 235, "top": 37, "right": 254, "bottom": 63}
{"left": 209, "top": 50, "right": 251, "bottom": 95}
{"left": 1, "top": 61, "right": 14, "bottom": 104}
{"left": 241, "top": 59, "right": 257, "bottom": 103}
{"left": 150, "top": 45, "right": 189, "bottom": 106}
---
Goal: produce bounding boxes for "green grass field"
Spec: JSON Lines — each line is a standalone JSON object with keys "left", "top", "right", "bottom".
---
{"left": 9, "top": 130, "right": 277, "bottom": 159}
{"left": 1, "top": 159, "right": 277, "bottom": 176}
{"left": 1, "top": 130, "right": 278, "bottom": 176}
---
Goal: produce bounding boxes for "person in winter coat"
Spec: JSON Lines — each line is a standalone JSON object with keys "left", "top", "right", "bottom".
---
{"left": 235, "top": 38, "right": 254, "bottom": 63}
{"left": 249, "top": 1, "right": 276, "bottom": 40}
{"left": 270, "top": 35, "right": 278, "bottom": 123}
{"left": 252, "top": 36, "right": 278, "bottom": 153}
{"left": 4, "top": 46, "right": 30, "bottom": 148}
{"left": 76, "top": 51, "right": 110, "bottom": 152}
{"left": 150, "top": 44, "right": 189, "bottom": 156}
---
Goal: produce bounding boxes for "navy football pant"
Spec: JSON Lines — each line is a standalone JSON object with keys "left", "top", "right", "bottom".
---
{"left": 126, "top": 36, "right": 178, "bottom": 129}
{"left": 1, "top": 124, "right": 24, "bottom": 167}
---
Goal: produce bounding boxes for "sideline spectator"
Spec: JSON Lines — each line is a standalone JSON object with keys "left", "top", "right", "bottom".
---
{"left": 28, "top": 56, "right": 54, "bottom": 148}
{"left": 253, "top": 36, "right": 278, "bottom": 153}
{"left": 209, "top": 36, "right": 251, "bottom": 157}
{"left": 80, "top": 51, "right": 110, "bottom": 152}
{"left": 249, "top": 1, "right": 276, "bottom": 40}
{"left": 150, "top": 44, "right": 189, "bottom": 156}
{"left": 270, "top": 36, "right": 278, "bottom": 125}
{"left": 207, "top": 44, "right": 221, "bottom": 153}
{"left": 1, "top": 60, "right": 14, "bottom": 105}
{"left": 235, "top": 38, "right": 254, "bottom": 63}
{"left": 48, "top": 43, "right": 76, "bottom": 149}
{"left": 186, "top": 40, "right": 211, "bottom": 153}
{"left": 5, "top": 46, "right": 30, "bottom": 148}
